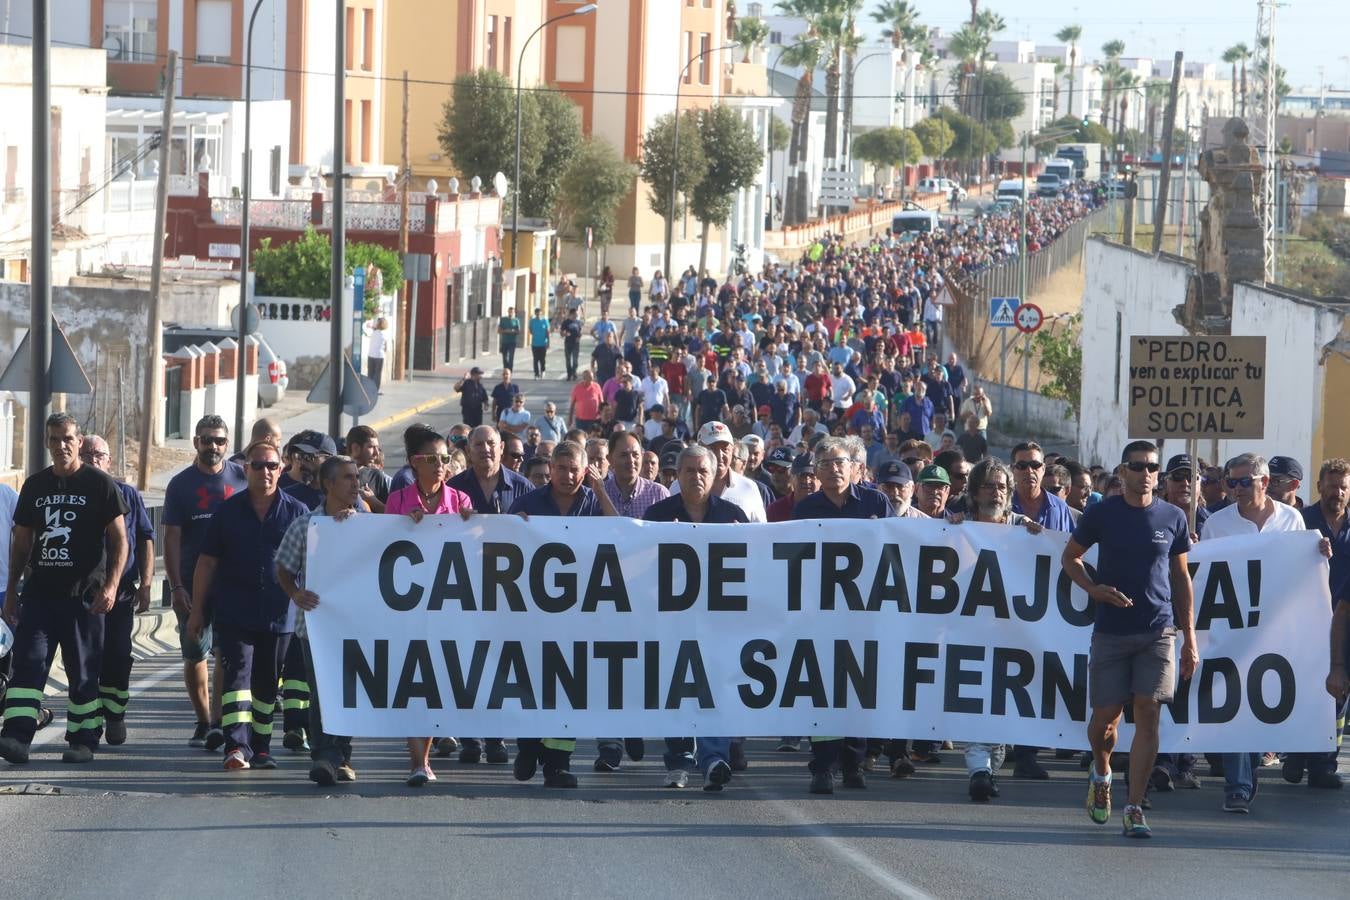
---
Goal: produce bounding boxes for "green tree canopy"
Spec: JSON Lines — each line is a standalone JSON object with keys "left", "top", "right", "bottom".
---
{"left": 638, "top": 109, "right": 708, "bottom": 222}
{"left": 769, "top": 116, "right": 791, "bottom": 153}
{"left": 253, "top": 227, "right": 404, "bottom": 315}
{"left": 1033, "top": 115, "right": 1113, "bottom": 154}
{"left": 934, "top": 107, "right": 999, "bottom": 159}
{"left": 437, "top": 70, "right": 584, "bottom": 220}
{"left": 913, "top": 116, "right": 956, "bottom": 159}
{"left": 966, "top": 69, "right": 1026, "bottom": 122}
{"left": 851, "top": 127, "right": 922, "bottom": 170}
{"left": 554, "top": 137, "right": 637, "bottom": 247}
{"left": 690, "top": 105, "right": 763, "bottom": 274}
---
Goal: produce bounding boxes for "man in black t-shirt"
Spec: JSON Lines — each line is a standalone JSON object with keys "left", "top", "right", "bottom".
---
{"left": 1, "top": 413, "right": 128, "bottom": 766}
{"left": 560, "top": 308, "right": 583, "bottom": 380}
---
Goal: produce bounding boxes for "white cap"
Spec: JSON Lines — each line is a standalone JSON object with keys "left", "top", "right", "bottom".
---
{"left": 697, "top": 421, "right": 733, "bottom": 446}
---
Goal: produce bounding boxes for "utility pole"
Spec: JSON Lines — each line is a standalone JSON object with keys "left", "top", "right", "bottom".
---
{"left": 137, "top": 49, "right": 177, "bottom": 491}
{"left": 329, "top": 0, "right": 344, "bottom": 437}
{"left": 395, "top": 69, "right": 409, "bottom": 382}
{"left": 27, "top": 0, "right": 51, "bottom": 477}
{"left": 1178, "top": 93, "right": 1190, "bottom": 256}
{"left": 1152, "top": 51, "right": 1183, "bottom": 255}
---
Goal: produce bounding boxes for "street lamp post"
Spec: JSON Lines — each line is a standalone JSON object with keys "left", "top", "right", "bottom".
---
{"left": 841, "top": 51, "right": 890, "bottom": 171}
{"left": 235, "top": 0, "right": 267, "bottom": 450}
{"left": 511, "top": 3, "right": 597, "bottom": 275}
{"left": 664, "top": 41, "right": 738, "bottom": 281}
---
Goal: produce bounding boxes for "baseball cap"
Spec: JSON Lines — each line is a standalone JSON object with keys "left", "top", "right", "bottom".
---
{"left": 876, "top": 459, "right": 914, "bottom": 486}
{"left": 469, "top": 366, "right": 484, "bottom": 375}
{"left": 661, "top": 449, "right": 681, "bottom": 470}
{"left": 740, "top": 434, "right": 764, "bottom": 448}
{"left": 697, "top": 421, "right": 734, "bottom": 446}
{"left": 790, "top": 452, "right": 815, "bottom": 475}
{"left": 757, "top": 404, "right": 772, "bottom": 416}
{"left": 649, "top": 404, "right": 665, "bottom": 415}
{"left": 290, "top": 429, "right": 337, "bottom": 456}
{"left": 1269, "top": 456, "right": 1304, "bottom": 480}
{"left": 765, "top": 446, "right": 795, "bottom": 469}
{"left": 917, "top": 464, "right": 951, "bottom": 486}
{"left": 1165, "top": 453, "right": 1194, "bottom": 474}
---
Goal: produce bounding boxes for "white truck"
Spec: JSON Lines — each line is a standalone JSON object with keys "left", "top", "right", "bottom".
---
{"left": 1053, "top": 143, "right": 1102, "bottom": 182}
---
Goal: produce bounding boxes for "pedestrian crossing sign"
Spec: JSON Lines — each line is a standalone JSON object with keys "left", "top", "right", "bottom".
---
{"left": 989, "top": 297, "right": 1020, "bottom": 328}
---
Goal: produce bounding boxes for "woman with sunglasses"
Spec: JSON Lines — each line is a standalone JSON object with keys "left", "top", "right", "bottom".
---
{"left": 384, "top": 432, "right": 474, "bottom": 787}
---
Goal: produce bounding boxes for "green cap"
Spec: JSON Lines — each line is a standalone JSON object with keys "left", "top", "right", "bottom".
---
{"left": 918, "top": 464, "right": 951, "bottom": 486}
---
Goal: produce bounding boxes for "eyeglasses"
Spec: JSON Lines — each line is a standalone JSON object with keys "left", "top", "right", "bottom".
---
{"left": 249, "top": 460, "right": 281, "bottom": 471}
{"left": 80, "top": 451, "right": 110, "bottom": 462}
{"left": 197, "top": 435, "right": 229, "bottom": 446}
{"left": 1201, "top": 475, "right": 1222, "bottom": 485}
{"left": 412, "top": 453, "right": 453, "bottom": 465}
{"left": 1013, "top": 460, "right": 1044, "bottom": 471}
{"left": 1226, "top": 476, "right": 1256, "bottom": 489}
{"left": 1124, "top": 461, "right": 1161, "bottom": 474}
{"left": 817, "top": 457, "right": 852, "bottom": 469}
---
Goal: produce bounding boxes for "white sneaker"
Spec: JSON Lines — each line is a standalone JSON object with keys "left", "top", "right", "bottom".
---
{"left": 665, "top": 769, "right": 689, "bottom": 788}
{"left": 406, "top": 766, "right": 432, "bottom": 787}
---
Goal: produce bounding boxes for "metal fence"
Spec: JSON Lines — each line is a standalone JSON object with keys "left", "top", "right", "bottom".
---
{"left": 945, "top": 208, "right": 1106, "bottom": 393}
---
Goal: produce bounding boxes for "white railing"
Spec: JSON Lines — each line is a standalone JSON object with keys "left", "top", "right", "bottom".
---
{"left": 0, "top": 391, "right": 15, "bottom": 471}
{"left": 168, "top": 173, "right": 229, "bottom": 196}
{"left": 104, "top": 180, "right": 158, "bottom": 212}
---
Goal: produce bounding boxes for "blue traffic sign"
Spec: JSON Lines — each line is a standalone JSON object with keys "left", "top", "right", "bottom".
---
{"left": 989, "top": 296, "right": 1020, "bottom": 328}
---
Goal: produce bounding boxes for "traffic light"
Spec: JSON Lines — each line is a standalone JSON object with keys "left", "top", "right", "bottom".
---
{"left": 1081, "top": 116, "right": 1091, "bottom": 130}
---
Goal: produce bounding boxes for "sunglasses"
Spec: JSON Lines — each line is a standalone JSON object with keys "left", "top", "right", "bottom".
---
{"left": 1167, "top": 471, "right": 1192, "bottom": 482}
{"left": 1013, "top": 460, "right": 1044, "bottom": 471}
{"left": 1226, "top": 476, "right": 1256, "bottom": 489}
{"left": 249, "top": 460, "right": 281, "bottom": 471}
{"left": 197, "top": 435, "right": 229, "bottom": 446}
{"left": 901, "top": 456, "right": 921, "bottom": 466}
{"left": 413, "top": 453, "right": 453, "bottom": 465}
{"left": 1124, "top": 461, "right": 1161, "bottom": 473}
{"left": 504, "top": 452, "right": 525, "bottom": 461}
{"left": 1201, "top": 476, "right": 1222, "bottom": 485}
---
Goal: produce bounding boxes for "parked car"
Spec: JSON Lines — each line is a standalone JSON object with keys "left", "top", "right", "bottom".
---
{"left": 916, "top": 177, "right": 967, "bottom": 201}
{"left": 162, "top": 325, "right": 289, "bottom": 407}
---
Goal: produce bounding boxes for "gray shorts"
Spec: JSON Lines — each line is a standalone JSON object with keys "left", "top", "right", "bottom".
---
{"left": 1088, "top": 627, "right": 1177, "bottom": 709}
{"left": 174, "top": 606, "right": 213, "bottom": 663}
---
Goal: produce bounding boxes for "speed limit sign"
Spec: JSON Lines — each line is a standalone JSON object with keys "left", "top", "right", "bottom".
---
{"left": 1014, "top": 302, "right": 1044, "bottom": 334}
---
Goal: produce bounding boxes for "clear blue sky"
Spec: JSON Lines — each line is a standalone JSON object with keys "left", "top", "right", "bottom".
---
{"left": 862, "top": 0, "right": 1345, "bottom": 92}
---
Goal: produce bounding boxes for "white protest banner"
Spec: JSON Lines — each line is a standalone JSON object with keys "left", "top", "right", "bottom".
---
{"left": 304, "top": 515, "right": 1336, "bottom": 752}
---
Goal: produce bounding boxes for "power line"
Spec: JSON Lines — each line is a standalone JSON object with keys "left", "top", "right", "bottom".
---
{"left": 0, "top": 29, "right": 1206, "bottom": 103}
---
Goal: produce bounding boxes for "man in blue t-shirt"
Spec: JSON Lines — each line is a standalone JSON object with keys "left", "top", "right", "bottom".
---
{"left": 528, "top": 308, "right": 551, "bottom": 379}
{"left": 163, "top": 415, "right": 248, "bottom": 749}
{"left": 1062, "top": 440, "right": 1196, "bottom": 840}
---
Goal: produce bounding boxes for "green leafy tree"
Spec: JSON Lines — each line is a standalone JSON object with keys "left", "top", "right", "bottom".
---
{"left": 851, "top": 127, "right": 921, "bottom": 187}
{"left": 253, "top": 227, "right": 404, "bottom": 317}
{"left": 934, "top": 107, "right": 997, "bottom": 161}
{"left": 522, "top": 87, "right": 582, "bottom": 219}
{"left": 638, "top": 109, "right": 707, "bottom": 224}
{"left": 554, "top": 137, "right": 637, "bottom": 247}
{"left": 964, "top": 69, "right": 1025, "bottom": 122}
{"left": 1022, "top": 313, "right": 1082, "bottom": 420}
{"left": 734, "top": 16, "right": 769, "bottom": 62}
{"left": 913, "top": 116, "right": 955, "bottom": 159}
{"left": 768, "top": 116, "right": 791, "bottom": 154}
{"left": 438, "top": 69, "right": 540, "bottom": 206}
{"left": 689, "top": 105, "right": 763, "bottom": 276}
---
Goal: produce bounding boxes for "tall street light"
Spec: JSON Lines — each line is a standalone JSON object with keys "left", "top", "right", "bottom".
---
{"left": 511, "top": 3, "right": 598, "bottom": 273}
{"left": 235, "top": 0, "right": 268, "bottom": 450}
{"left": 664, "top": 41, "right": 738, "bottom": 281}
{"left": 841, "top": 51, "right": 889, "bottom": 171}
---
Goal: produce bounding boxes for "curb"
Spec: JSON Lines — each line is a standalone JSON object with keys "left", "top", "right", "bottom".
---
{"left": 44, "top": 609, "right": 180, "bottom": 695}
{"left": 363, "top": 390, "right": 459, "bottom": 433}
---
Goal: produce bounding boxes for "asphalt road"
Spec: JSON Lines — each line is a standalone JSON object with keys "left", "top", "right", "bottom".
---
{"left": 1, "top": 651, "right": 1347, "bottom": 899}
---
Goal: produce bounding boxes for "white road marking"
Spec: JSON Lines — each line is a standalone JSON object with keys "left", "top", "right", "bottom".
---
{"left": 30, "top": 655, "right": 183, "bottom": 748}
{"left": 764, "top": 796, "right": 939, "bottom": 900}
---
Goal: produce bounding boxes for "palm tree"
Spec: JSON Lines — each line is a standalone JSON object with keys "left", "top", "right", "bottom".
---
{"left": 734, "top": 17, "right": 770, "bottom": 64}
{"left": 1237, "top": 43, "right": 1252, "bottom": 118}
{"left": 947, "top": 24, "right": 986, "bottom": 116}
{"left": 1052, "top": 60, "right": 1066, "bottom": 119}
{"left": 1098, "top": 41, "right": 1126, "bottom": 127}
{"left": 1222, "top": 44, "right": 1243, "bottom": 116}
{"left": 776, "top": 32, "right": 822, "bottom": 226}
{"left": 1114, "top": 70, "right": 1139, "bottom": 157}
{"left": 839, "top": 2, "right": 866, "bottom": 173}
{"left": 816, "top": 7, "right": 848, "bottom": 171}
{"left": 1143, "top": 80, "right": 1169, "bottom": 153}
{"left": 872, "top": 0, "right": 918, "bottom": 49}
{"left": 1055, "top": 24, "right": 1082, "bottom": 117}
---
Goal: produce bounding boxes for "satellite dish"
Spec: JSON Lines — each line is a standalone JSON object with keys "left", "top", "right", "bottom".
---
{"left": 493, "top": 171, "right": 509, "bottom": 198}
{"left": 229, "top": 303, "right": 261, "bottom": 335}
